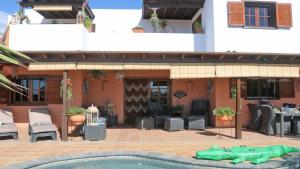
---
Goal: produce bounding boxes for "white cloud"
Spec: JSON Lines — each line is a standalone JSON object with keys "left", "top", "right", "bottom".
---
{"left": 0, "top": 11, "right": 10, "bottom": 34}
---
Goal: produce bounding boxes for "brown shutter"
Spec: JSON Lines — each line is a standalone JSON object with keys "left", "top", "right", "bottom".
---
{"left": 227, "top": 1, "right": 245, "bottom": 27}
{"left": 47, "top": 76, "right": 63, "bottom": 104}
{"left": 279, "top": 79, "right": 294, "bottom": 98}
{"left": 0, "top": 87, "right": 9, "bottom": 104}
{"left": 276, "top": 3, "right": 292, "bottom": 28}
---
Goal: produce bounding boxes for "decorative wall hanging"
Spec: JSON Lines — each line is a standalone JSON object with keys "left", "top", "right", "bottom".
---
{"left": 208, "top": 79, "right": 214, "bottom": 95}
{"left": 83, "top": 79, "right": 89, "bottom": 94}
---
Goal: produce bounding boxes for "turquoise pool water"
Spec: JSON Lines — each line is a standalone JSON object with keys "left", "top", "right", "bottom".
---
{"left": 31, "top": 156, "right": 210, "bottom": 169}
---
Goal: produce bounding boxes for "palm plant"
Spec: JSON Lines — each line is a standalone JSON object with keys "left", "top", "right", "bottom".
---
{"left": 0, "top": 43, "right": 35, "bottom": 93}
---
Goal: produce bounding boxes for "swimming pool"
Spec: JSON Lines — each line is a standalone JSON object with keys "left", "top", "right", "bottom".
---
{"left": 3, "top": 151, "right": 300, "bottom": 169}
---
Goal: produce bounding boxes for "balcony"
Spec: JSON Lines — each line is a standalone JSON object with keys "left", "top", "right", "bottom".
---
{"left": 8, "top": 24, "right": 206, "bottom": 53}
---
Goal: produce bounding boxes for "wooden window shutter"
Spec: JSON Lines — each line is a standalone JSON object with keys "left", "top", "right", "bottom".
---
{"left": 279, "top": 79, "right": 294, "bottom": 98}
{"left": 227, "top": 1, "right": 245, "bottom": 27}
{"left": 0, "top": 87, "right": 9, "bottom": 104}
{"left": 47, "top": 76, "right": 63, "bottom": 104}
{"left": 276, "top": 3, "right": 292, "bottom": 28}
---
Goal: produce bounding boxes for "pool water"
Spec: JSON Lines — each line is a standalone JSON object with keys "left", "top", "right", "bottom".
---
{"left": 31, "top": 156, "right": 210, "bottom": 169}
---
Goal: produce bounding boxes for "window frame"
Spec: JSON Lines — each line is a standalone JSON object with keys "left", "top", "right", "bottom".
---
{"left": 149, "top": 80, "right": 170, "bottom": 112}
{"left": 244, "top": 2, "right": 276, "bottom": 28}
{"left": 10, "top": 76, "right": 48, "bottom": 105}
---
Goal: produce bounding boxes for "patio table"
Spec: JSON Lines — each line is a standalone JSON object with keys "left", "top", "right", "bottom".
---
{"left": 276, "top": 111, "right": 300, "bottom": 137}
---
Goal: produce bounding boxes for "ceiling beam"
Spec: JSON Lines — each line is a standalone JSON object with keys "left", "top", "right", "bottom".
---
{"left": 172, "top": 8, "right": 178, "bottom": 18}
{"left": 42, "top": 54, "right": 48, "bottom": 59}
{"left": 181, "top": 54, "right": 185, "bottom": 60}
{"left": 273, "top": 56, "right": 279, "bottom": 61}
{"left": 219, "top": 55, "right": 225, "bottom": 60}
{"left": 61, "top": 54, "right": 66, "bottom": 59}
{"left": 142, "top": 54, "right": 146, "bottom": 59}
{"left": 144, "top": 4, "right": 202, "bottom": 9}
{"left": 255, "top": 55, "right": 261, "bottom": 61}
{"left": 200, "top": 54, "right": 205, "bottom": 60}
{"left": 290, "top": 56, "right": 297, "bottom": 61}
{"left": 181, "top": 8, "right": 189, "bottom": 19}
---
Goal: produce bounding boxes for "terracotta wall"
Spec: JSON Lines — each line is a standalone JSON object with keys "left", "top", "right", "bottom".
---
{"left": 212, "top": 78, "right": 300, "bottom": 127}
{"left": 171, "top": 79, "right": 209, "bottom": 116}
{"left": 81, "top": 71, "right": 124, "bottom": 124}
{"left": 0, "top": 68, "right": 65, "bottom": 127}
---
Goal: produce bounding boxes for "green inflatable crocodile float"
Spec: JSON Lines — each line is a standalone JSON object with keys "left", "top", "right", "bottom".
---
{"left": 196, "top": 145, "right": 299, "bottom": 164}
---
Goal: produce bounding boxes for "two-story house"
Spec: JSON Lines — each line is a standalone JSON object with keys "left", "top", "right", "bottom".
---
{"left": 1, "top": 0, "right": 299, "bottom": 140}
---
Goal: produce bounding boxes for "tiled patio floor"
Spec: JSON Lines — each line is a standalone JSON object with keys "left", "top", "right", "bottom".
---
{"left": 0, "top": 124, "right": 299, "bottom": 167}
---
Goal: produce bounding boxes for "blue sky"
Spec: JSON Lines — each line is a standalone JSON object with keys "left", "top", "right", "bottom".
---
{"left": 0, "top": 0, "right": 142, "bottom": 33}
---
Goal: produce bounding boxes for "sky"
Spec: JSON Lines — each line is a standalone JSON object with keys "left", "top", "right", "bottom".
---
{"left": 0, "top": 0, "right": 142, "bottom": 33}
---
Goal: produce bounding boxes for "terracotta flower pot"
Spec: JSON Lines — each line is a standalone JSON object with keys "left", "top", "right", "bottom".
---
{"left": 70, "top": 114, "right": 86, "bottom": 125}
{"left": 132, "top": 28, "right": 145, "bottom": 33}
{"left": 216, "top": 115, "right": 233, "bottom": 121}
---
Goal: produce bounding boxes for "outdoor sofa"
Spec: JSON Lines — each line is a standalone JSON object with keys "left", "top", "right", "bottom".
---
{"left": 0, "top": 108, "right": 18, "bottom": 139}
{"left": 29, "top": 108, "right": 57, "bottom": 142}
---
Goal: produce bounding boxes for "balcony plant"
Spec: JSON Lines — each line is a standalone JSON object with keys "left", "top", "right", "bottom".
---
{"left": 132, "top": 25, "right": 145, "bottom": 33}
{"left": 150, "top": 12, "right": 160, "bottom": 32}
{"left": 213, "top": 107, "right": 235, "bottom": 121}
{"left": 159, "top": 19, "right": 167, "bottom": 29}
{"left": 193, "top": 20, "right": 203, "bottom": 33}
{"left": 171, "top": 105, "right": 184, "bottom": 116}
{"left": 67, "top": 106, "right": 87, "bottom": 125}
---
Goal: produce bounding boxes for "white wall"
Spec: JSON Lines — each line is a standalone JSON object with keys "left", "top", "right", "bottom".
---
{"left": 210, "top": 0, "right": 300, "bottom": 54}
{"left": 9, "top": 24, "right": 206, "bottom": 52}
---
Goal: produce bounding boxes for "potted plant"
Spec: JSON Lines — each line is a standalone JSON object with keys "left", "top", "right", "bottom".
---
{"left": 159, "top": 19, "right": 167, "bottom": 29}
{"left": 171, "top": 105, "right": 184, "bottom": 116}
{"left": 132, "top": 25, "right": 145, "bottom": 33}
{"left": 67, "top": 106, "right": 87, "bottom": 125}
{"left": 213, "top": 107, "right": 235, "bottom": 121}
{"left": 193, "top": 20, "right": 203, "bottom": 33}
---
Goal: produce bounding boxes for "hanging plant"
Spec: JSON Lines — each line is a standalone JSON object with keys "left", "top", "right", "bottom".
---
{"left": 60, "top": 78, "right": 73, "bottom": 100}
{"left": 159, "top": 19, "right": 167, "bottom": 29}
{"left": 87, "top": 70, "right": 105, "bottom": 79}
{"left": 150, "top": 12, "right": 160, "bottom": 32}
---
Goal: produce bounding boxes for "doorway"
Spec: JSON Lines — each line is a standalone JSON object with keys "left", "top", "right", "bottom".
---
{"left": 124, "top": 79, "right": 170, "bottom": 125}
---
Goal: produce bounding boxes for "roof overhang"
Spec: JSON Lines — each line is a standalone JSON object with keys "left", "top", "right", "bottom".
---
{"left": 143, "top": 0, "right": 205, "bottom": 20}
{"left": 20, "top": 0, "right": 95, "bottom": 19}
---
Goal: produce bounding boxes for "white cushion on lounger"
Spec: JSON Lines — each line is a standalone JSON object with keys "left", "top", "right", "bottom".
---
{"left": 31, "top": 124, "right": 57, "bottom": 134}
{"left": 0, "top": 123, "right": 18, "bottom": 133}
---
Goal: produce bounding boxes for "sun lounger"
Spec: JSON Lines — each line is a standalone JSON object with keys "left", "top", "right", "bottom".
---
{"left": 29, "top": 108, "right": 57, "bottom": 142}
{"left": 0, "top": 108, "right": 18, "bottom": 139}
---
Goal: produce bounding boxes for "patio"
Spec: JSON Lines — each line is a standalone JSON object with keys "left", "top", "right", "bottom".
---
{"left": 0, "top": 123, "right": 299, "bottom": 167}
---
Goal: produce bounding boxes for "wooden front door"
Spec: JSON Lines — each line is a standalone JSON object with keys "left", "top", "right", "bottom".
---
{"left": 125, "top": 80, "right": 149, "bottom": 124}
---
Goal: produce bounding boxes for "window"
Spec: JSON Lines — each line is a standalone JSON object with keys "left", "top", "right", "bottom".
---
{"left": 150, "top": 81, "right": 170, "bottom": 111}
{"left": 12, "top": 78, "right": 46, "bottom": 104}
{"left": 244, "top": 2, "right": 276, "bottom": 27}
{"left": 239, "top": 78, "right": 295, "bottom": 99}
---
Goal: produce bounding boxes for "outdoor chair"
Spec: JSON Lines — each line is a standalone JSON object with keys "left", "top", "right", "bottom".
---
{"left": 0, "top": 108, "right": 18, "bottom": 140}
{"left": 29, "top": 108, "right": 57, "bottom": 142}
{"left": 149, "top": 102, "right": 170, "bottom": 128}
{"left": 259, "top": 105, "right": 276, "bottom": 136}
{"left": 247, "top": 103, "right": 262, "bottom": 131}
{"left": 186, "top": 100, "right": 209, "bottom": 130}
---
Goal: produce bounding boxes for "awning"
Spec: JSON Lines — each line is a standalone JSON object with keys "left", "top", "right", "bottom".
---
{"left": 170, "top": 64, "right": 216, "bottom": 79}
{"left": 29, "top": 62, "right": 77, "bottom": 70}
{"left": 29, "top": 62, "right": 170, "bottom": 71}
{"left": 28, "top": 62, "right": 300, "bottom": 78}
{"left": 215, "top": 64, "right": 300, "bottom": 78}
